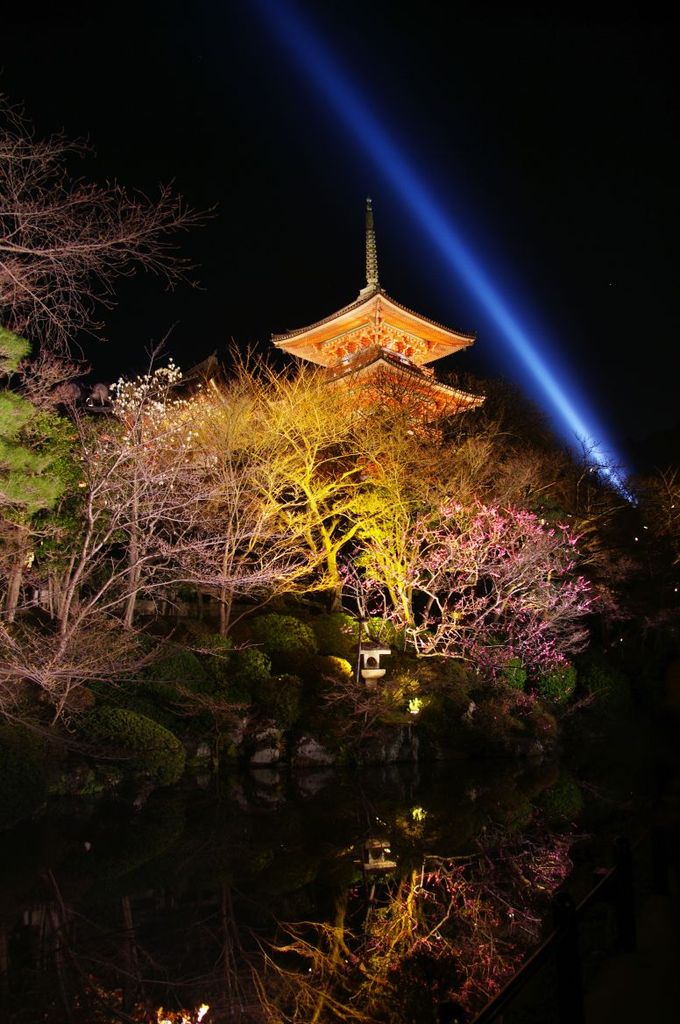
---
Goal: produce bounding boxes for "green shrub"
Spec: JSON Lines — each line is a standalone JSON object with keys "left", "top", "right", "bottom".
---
{"left": 453, "top": 696, "right": 518, "bottom": 755}
{"left": 94, "top": 682, "right": 180, "bottom": 731}
{"left": 405, "top": 659, "right": 473, "bottom": 749}
{"left": 315, "top": 655, "right": 354, "bottom": 679}
{"left": 0, "top": 725, "right": 47, "bottom": 828}
{"left": 418, "top": 693, "right": 466, "bottom": 744}
{"left": 578, "top": 654, "right": 631, "bottom": 711}
{"left": 525, "top": 703, "right": 559, "bottom": 743}
{"left": 231, "top": 648, "right": 272, "bottom": 694}
{"left": 250, "top": 613, "right": 317, "bottom": 666}
{"left": 200, "top": 643, "right": 271, "bottom": 704}
{"left": 252, "top": 673, "right": 304, "bottom": 728}
{"left": 365, "top": 617, "right": 404, "bottom": 649}
{"left": 144, "top": 648, "right": 209, "bottom": 688}
{"left": 503, "top": 797, "right": 535, "bottom": 832}
{"left": 86, "top": 708, "right": 185, "bottom": 785}
{"left": 539, "top": 774, "right": 584, "bottom": 822}
{"left": 535, "top": 663, "right": 577, "bottom": 704}
{"left": 200, "top": 635, "right": 235, "bottom": 688}
{"left": 502, "top": 658, "right": 527, "bottom": 691}
{"left": 310, "top": 613, "right": 359, "bottom": 659}
{"left": 401, "top": 656, "right": 473, "bottom": 700}
{"left": 98, "top": 648, "right": 214, "bottom": 735}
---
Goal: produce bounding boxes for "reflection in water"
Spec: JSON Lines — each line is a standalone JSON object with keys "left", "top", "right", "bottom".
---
{"left": 0, "top": 753, "right": 654, "bottom": 1023}
{"left": 258, "top": 827, "right": 573, "bottom": 1023}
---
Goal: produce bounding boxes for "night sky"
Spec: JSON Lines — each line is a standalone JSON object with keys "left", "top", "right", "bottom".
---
{"left": 3, "top": 1, "right": 678, "bottom": 472}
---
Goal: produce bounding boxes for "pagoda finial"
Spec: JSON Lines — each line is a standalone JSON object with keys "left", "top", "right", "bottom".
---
{"left": 365, "top": 196, "right": 379, "bottom": 291}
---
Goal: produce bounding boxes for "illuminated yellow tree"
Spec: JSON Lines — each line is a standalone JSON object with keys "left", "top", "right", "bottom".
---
{"left": 251, "top": 365, "right": 374, "bottom": 609}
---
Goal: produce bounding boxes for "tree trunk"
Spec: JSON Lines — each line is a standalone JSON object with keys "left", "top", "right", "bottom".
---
{"left": 219, "top": 585, "right": 233, "bottom": 636}
{"left": 123, "top": 474, "right": 140, "bottom": 628}
{"left": 123, "top": 563, "right": 141, "bottom": 628}
{"left": 219, "top": 542, "right": 234, "bottom": 635}
{"left": 325, "top": 547, "right": 343, "bottom": 612}
{"left": 4, "top": 553, "right": 24, "bottom": 622}
{"left": 48, "top": 904, "right": 74, "bottom": 1024}
{"left": 3, "top": 527, "right": 30, "bottom": 621}
{"left": 121, "top": 895, "right": 142, "bottom": 1012}
{"left": 327, "top": 582, "right": 343, "bottom": 612}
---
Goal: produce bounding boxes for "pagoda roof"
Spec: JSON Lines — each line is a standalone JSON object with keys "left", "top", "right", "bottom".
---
{"left": 326, "top": 346, "right": 484, "bottom": 413}
{"left": 272, "top": 287, "right": 475, "bottom": 368}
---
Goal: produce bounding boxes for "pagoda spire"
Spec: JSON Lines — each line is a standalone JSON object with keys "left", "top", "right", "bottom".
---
{"left": 361, "top": 196, "right": 379, "bottom": 296}
{"left": 271, "top": 200, "right": 483, "bottom": 418}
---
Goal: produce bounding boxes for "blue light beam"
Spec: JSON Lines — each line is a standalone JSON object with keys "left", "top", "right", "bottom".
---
{"left": 253, "top": 0, "right": 628, "bottom": 487}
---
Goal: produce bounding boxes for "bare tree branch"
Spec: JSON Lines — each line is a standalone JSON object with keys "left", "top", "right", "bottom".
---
{"left": 0, "top": 95, "right": 203, "bottom": 351}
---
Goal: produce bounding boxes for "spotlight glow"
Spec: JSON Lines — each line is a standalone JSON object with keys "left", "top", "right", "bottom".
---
{"left": 253, "top": 0, "right": 628, "bottom": 488}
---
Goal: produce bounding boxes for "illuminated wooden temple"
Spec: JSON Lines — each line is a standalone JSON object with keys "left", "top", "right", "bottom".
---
{"left": 272, "top": 199, "right": 483, "bottom": 418}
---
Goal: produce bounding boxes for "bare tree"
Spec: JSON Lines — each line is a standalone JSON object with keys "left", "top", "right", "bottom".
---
{"left": 0, "top": 615, "right": 147, "bottom": 726}
{"left": 158, "top": 363, "right": 334, "bottom": 632}
{"left": 640, "top": 467, "right": 680, "bottom": 560}
{"left": 0, "top": 96, "right": 200, "bottom": 350}
{"left": 0, "top": 359, "right": 324, "bottom": 722}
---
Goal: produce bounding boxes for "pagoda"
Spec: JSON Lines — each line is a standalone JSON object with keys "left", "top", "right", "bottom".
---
{"left": 272, "top": 200, "right": 483, "bottom": 419}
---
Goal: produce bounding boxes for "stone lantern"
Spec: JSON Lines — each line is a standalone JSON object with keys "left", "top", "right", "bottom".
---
{"left": 358, "top": 837, "right": 397, "bottom": 873}
{"left": 359, "top": 644, "right": 391, "bottom": 689}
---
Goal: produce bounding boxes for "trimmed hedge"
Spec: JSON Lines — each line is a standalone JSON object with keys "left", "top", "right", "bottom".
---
{"left": 535, "top": 663, "right": 577, "bottom": 704}
{"left": 539, "top": 774, "right": 584, "bottom": 822}
{"left": 252, "top": 673, "right": 304, "bottom": 728}
{"left": 249, "top": 610, "right": 319, "bottom": 675}
{"left": 86, "top": 708, "right": 185, "bottom": 785}
{"left": 316, "top": 655, "right": 354, "bottom": 679}
{"left": 310, "top": 613, "right": 359, "bottom": 659}
{"left": 143, "top": 648, "right": 209, "bottom": 688}
{"left": 230, "top": 648, "right": 272, "bottom": 697}
{"left": 502, "top": 658, "right": 528, "bottom": 692}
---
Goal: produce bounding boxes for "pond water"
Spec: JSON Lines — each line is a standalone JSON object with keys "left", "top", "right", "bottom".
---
{"left": 0, "top": 715, "right": 668, "bottom": 1024}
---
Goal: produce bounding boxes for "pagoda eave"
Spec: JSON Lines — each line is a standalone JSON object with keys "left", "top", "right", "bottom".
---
{"left": 325, "top": 348, "right": 484, "bottom": 416}
{"left": 273, "top": 289, "right": 475, "bottom": 368}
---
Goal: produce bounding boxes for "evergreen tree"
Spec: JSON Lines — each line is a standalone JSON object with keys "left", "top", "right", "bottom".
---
{"left": 0, "top": 327, "right": 75, "bottom": 619}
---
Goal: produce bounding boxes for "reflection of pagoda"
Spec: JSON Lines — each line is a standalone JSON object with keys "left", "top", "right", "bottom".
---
{"left": 272, "top": 200, "right": 483, "bottom": 418}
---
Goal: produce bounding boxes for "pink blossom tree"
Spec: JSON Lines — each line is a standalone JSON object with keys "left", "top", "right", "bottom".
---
{"left": 352, "top": 500, "right": 593, "bottom": 677}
